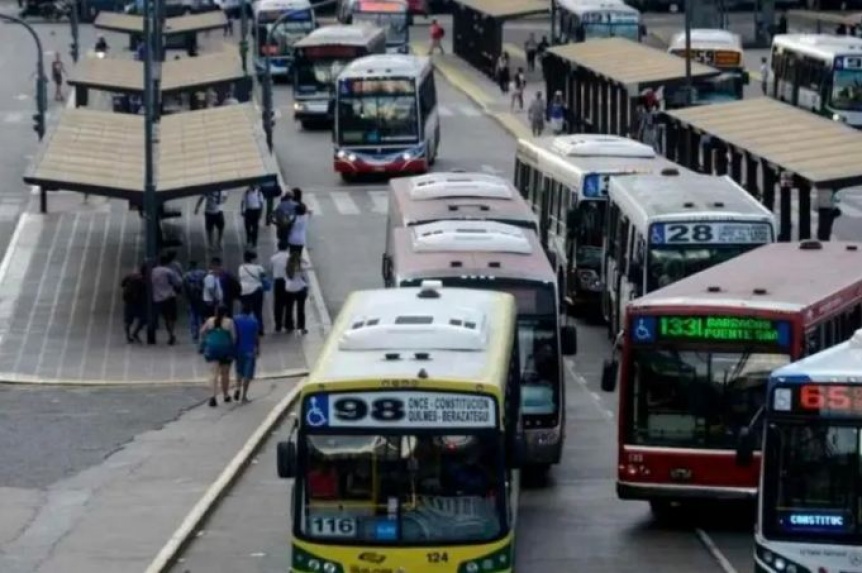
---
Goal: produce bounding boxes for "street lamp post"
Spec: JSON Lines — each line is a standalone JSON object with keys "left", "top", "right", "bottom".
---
{"left": 143, "top": 0, "right": 159, "bottom": 345}
{"left": 683, "top": 0, "right": 693, "bottom": 106}
{"left": 0, "top": 15, "right": 48, "bottom": 142}
{"left": 69, "top": 0, "right": 79, "bottom": 63}
{"left": 240, "top": 0, "right": 249, "bottom": 75}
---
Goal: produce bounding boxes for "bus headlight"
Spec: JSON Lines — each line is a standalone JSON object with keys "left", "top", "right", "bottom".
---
{"left": 402, "top": 152, "right": 412, "bottom": 161}
{"left": 465, "top": 563, "right": 479, "bottom": 573}
{"left": 576, "top": 269, "right": 601, "bottom": 291}
{"left": 774, "top": 558, "right": 786, "bottom": 570}
{"left": 308, "top": 559, "right": 321, "bottom": 571}
{"left": 294, "top": 102, "right": 305, "bottom": 111}
{"left": 323, "top": 562, "right": 337, "bottom": 573}
{"left": 833, "top": 113, "right": 847, "bottom": 123}
{"left": 336, "top": 151, "right": 357, "bottom": 162}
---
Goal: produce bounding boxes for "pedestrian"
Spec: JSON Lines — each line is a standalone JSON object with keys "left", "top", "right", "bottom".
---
{"left": 232, "top": 301, "right": 260, "bottom": 403}
{"left": 121, "top": 264, "right": 147, "bottom": 343}
{"left": 240, "top": 184, "right": 264, "bottom": 248}
{"left": 777, "top": 11, "right": 787, "bottom": 34}
{"left": 150, "top": 254, "right": 182, "bottom": 345}
{"left": 200, "top": 305, "right": 236, "bottom": 407}
{"left": 270, "top": 240, "right": 291, "bottom": 333}
{"left": 537, "top": 35, "right": 549, "bottom": 59}
{"left": 760, "top": 57, "right": 768, "bottom": 95}
{"left": 238, "top": 250, "right": 268, "bottom": 335}
{"left": 203, "top": 257, "right": 224, "bottom": 319}
{"left": 525, "top": 33, "right": 538, "bottom": 72}
{"left": 284, "top": 253, "right": 310, "bottom": 335}
{"left": 272, "top": 189, "right": 298, "bottom": 245}
{"left": 496, "top": 53, "right": 511, "bottom": 94}
{"left": 220, "top": 267, "right": 242, "bottom": 317}
{"left": 549, "top": 90, "right": 566, "bottom": 134}
{"left": 183, "top": 260, "right": 207, "bottom": 342}
{"left": 223, "top": 12, "right": 234, "bottom": 36}
{"left": 165, "top": 250, "right": 183, "bottom": 278}
{"left": 511, "top": 67, "right": 526, "bottom": 111}
{"left": 288, "top": 202, "right": 309, "bottom": 256}
{"left": 429, "top": 19, "right": 445, "bottom": 55}
{"left": 222, "top": 85, "right": 240, "bottom": 105}
{"left": 95, "top": 35, "right": 109, "bottom": 55}
{"left": 194, "top": 190, "right": 226, "bottom": 251}
{"left": 528, "top": 91, "right": 546, "bottom": 136}
{"left": 51, "top": 53, "right": 66, "bottom": 102}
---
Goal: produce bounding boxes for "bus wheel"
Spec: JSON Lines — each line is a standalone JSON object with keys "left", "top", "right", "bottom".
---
{"left": 340, "top": 172, "right": 356, "bottom": 183}
{"left": 649, "top": 500, "right": 678, "bottom": 523}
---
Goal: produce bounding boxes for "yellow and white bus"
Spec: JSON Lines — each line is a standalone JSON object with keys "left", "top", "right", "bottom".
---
{"left": 277, "top": 282, "right": 522, "bottom": 573}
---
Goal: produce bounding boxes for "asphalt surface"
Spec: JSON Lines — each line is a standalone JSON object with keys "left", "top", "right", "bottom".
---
{"left": 173, "top": 57, "right": 758, "bottom": 573}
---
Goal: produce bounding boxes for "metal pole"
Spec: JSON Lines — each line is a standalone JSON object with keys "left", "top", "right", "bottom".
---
{"left": 684, "top": 0, "right": 693, "bottom": 106}
{"left": 69, "top": 0, "right": 79, "bottom": 62}
{"left": 550, "top": 1, "right": 556, "bottom": 44}
{"left": 240, "top": 0, "right": 249, "bottom": 75}
{"left": 0, "top": 15, "right": 48, "bottom": 142}
{"left": 263, "top": 19, "right": 276, "bottom": 153}
{"left": 143, "top": 0, "right": 159, "bottom": 345}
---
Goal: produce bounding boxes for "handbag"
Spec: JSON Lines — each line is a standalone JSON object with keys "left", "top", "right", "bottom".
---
{"left": 243, "top": 264, "right": 271, "bottom": 293}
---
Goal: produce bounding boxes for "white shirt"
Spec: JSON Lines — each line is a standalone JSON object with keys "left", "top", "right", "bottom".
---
{"left": 288, "top": 213, "right": 309, "bottom": 246}
{"left": 238, "top": 263, "right": 266, "bottom": 295}
{"left": 285, "top": 269, "right": 308, "bottom": 293}
{"left": 241, "top": 188, "right": 264, "bottom": 211}
{"left": 270, "top": 250, "right": 290, "bottom": 281}
{"left": 203, "top": 272, "right": 222, "bottom": 303}
{"left": 204, "top": 191, "right": 224, "bottom": 214}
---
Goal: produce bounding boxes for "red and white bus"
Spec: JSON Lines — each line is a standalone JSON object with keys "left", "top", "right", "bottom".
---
{"left": 601, "top": 240, "right": 862, "bottom": 517}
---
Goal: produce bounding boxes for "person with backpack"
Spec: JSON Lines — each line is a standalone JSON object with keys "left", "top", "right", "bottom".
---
{"left": 202, "top": 257, "right": 224, "bottom": 319}
{"left": 272, "top": 190, "right": 298, "bottom": 245}
{"left": 220, "top": 268, "right": 242, "bottom": 317}
{"left": 200, "top": 306, "right": 236, "bottom": 408}
{"left": 121, "top": 264, "right": 147, "bottom": 343}
{"left": 183, "top": 260, "right": 207, "bottom": 343}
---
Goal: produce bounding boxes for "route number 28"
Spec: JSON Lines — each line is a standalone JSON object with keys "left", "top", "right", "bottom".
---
{"left": 665, "top": 224, "right": 714, "bottom": 244}
{"left": 333, "top": 397, "right": 406, "bottom": 423}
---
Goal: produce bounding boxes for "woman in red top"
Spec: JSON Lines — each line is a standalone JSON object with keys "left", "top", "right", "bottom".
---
{"left": 429, "top": 19, "right": 445, "bottom": 55}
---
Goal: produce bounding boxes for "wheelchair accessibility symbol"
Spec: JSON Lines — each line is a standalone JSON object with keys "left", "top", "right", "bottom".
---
{"left": 632, "top": 317, "right": 656, "bottom": 343}
{"left": 650, "top": 225, "right": 665, "bottom": 245}
{"left": 305, "top": 396, "right": 328, "bottom": 428}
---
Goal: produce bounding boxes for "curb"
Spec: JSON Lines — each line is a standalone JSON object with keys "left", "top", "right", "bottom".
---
{"left": 144, "top": 382, "right": 303, "bottom": 573}
{"left": 0, "top": 368, "right": 309, "bottom": 387}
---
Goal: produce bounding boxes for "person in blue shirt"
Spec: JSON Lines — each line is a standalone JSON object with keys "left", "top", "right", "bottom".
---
{"left": 233, "top": 302, "right": 260, "bottom": 403}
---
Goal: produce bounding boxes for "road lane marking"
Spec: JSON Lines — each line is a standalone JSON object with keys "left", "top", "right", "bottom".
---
{"left": 438, "top": 105, "right": 454, "bottom": 117}
{"left": 565, "top": 358, "right": 614, "bottom": 420}
{"left": 695, "top": 528, "right": 740, "bottom": 573}
{"left": 304, "top": 192, "right": 323, "bottom": 217}
{"left": 368, "top": 190, "right": 388, "bottom": 214}
{"left": 330, "top": 191, "right": 361, "bottom": 215}
{"left": 480, "top": 164, "right": 500, "bottom": 174}
{"left": 458, "top": 104, "right": 481, "bottom": 116}
{"left": 3, "top": 112, "right": 24, "bottom": 123}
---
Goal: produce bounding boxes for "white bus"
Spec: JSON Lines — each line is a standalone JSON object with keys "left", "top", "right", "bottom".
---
{"left": 767, "top": 33, "right": 862, "bottom": 127}
{"left": 668, "top": 28, "right": 749, "bottom": 103}
{"left": 343, "top": 0, "right": 410, "bottom": 54}
{"left": 603, "top": 172, "right": 777, "bottom": 337}
{"left": 514, "top": 134, "right": 684, "bottom": 314}
{"left": 333, "top": 54, "right": 439, "bottom": 181}
{"left": 292, "top": 25, "right": 387, "bottom": 128}
{"left": 556, "top": 0, "right": 643, "bottom": 43}
{"left": 756, "top": 328, "right": 862, "bottom": 573}
{"left": 253, "top": 0, "right": 316, "bottom": 78}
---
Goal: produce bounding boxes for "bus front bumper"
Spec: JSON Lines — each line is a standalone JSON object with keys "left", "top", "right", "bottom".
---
{"left": 334, "top": 147, "right": 428, "bottom": 175}
{"left": 617, "top": 481, "right": 757, "bottom": 502}
{"left": 256, "top": 58, "right": 292, "bottom": 76}
{"left": 293, "top": 100, "right": 330, "bottom": 121}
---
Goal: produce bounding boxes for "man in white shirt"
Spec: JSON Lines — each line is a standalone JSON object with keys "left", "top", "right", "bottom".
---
{"left": 270, "top": 241, "right": 291, "bottom": 332}
{"left": 240, "top": 185, "right": 264, "bottom": 248}
{"left": 202, "top": 257, "right": 224, "bottom": 318}
{"left": 194, "top": 191, "right": 226, "bottom": 251}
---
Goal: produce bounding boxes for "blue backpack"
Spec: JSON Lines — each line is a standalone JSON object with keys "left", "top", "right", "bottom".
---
{"left": 203, "top": 327, "right": 233, "bottom": 362}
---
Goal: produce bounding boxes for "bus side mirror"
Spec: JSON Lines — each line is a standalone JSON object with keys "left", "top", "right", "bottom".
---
{"left": 742, "top": 71, "right": 751, "bottom": 85}
{"left": 735, "top": 427, "right": 755, "bottom": 467}
{"left": 277, "top": 441, "right": 297, "bottom": 479}
{"left": 381, "top": 254, "right": 392, "bottom": 286}
{"left": 561, "top": 325, "right": 577, "bottom": 356}
{"left": 601, "top": 359, "right": 617, "bottom": 392}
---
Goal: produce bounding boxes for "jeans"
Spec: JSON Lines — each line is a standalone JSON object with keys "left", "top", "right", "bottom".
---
{"left": 240, "top": 289, "right": 264, "bottom": 334}
{"left": 188, "top": 303, "right": 203, "bottom": 341}
{"left": 285, "top": 288, "right": 308, "bottom": 331}
{"left": 273, "top": 278, "right": 288, "bottom": 331}
{"left": 243, "top": 208, "right": 261, "bottom": 247}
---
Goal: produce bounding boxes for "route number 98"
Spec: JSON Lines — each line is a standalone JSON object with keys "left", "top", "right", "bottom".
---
{"left": 333, "top": 397, "right": 406, "bottom": 423}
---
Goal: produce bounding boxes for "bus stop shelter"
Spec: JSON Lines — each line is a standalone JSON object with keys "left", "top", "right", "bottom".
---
{"left": 451, "top": 0, "right": 548, "bottom": 78}
{"left": 787, "top": 9, "right": 862, "bottom": 33}
{"left": 23, "top": 104, "right": 277, "bottom": 210}
{"left": 545, "top": 38, "right": 720, "bottom": 136}
{"left": 662, "top": 97, "right": 862, "bottom": 242}
{"left": 94, "top": 11, "right": 227, "bottom": 51}
{"left": 66, "top": 51, "right": 252, "bottom": 109}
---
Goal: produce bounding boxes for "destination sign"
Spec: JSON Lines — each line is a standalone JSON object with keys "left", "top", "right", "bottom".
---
{"left": 670, "top": 49, "right": 741, "bottom": 67}
{"left": 340, "top": 78, "right": 414, "bottom": 94}
{"left": 835, "top": 56, "right": 862, "bottom": 70}
{"left": 650, "top": 221, "right": 772, "bottom": 245}
{"left": 300, "top": 45, "right": 362, "bottom": 58}
{"left": 776, "top": 510, "right": 853, "bottom": 534}
{"left": 303, "top": 391, "right": 497, "bottom": 429}
{"left": 629, "top": 315, "right": 791, "bottom": 346}
{"left": 580, "top": 11, "right": 639, "bottom": 24}
{"left": 357, "top": 0, "right": 406, "bottom": 12}
{"left": 773, "top": 384, "right": 862, "bottom": 417}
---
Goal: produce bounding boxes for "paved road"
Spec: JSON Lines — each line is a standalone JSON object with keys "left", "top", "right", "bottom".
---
{"left": 173, "top": 61, "right": 758, "bottom": 573}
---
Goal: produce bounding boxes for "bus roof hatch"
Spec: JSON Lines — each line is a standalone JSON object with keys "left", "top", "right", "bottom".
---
{"left": 339, "top": 306, "right": 487, "bottom": 351}
{"left": 407, "top": 172, "right": 514, "bottom": 200}
{"left": 551, "top": 134, "right": 656, "bottom": 159}
{"left": 410, "top": 220, "right": 531, "bottom": 254}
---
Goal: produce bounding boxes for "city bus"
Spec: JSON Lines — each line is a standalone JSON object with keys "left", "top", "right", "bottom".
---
{"left": 341, "top": 0, "right": 410, "bottom": 54}
{"left": 668, "top": 29, "right": 749, "bottom": 103}
{"left": 385, "top": 172, "right": 565, "bottom": 292}
{"left": 383, "top": 220, "right": 578, "bottom": 472}
{"left": 514, "top": 134, "right": 684, "bottom": 314}
{"left": 603, "top": 172, "right": 776, "bottom": 339}
{"left": 253, "top": 0, "right": 316, "bottom": 79}
{"left": 333, "top": 54, "right": 439, "bottom": 181}
{"left": 276, "top": 283, "right": 522, "bottom": 573}
{"left": 600, "top": 240, "right": 862, "bottom": 518}
{"left": 755, "top": 326, "right": 862, "bottom": 573}
{"left": 767, "top": 34, "right": 862, "bottom": 127}
{"left": 556, "top": 0, "right": 643, "bottom": 43}
{"left": 292, "top": 25, "right": 387, "bottom": 129}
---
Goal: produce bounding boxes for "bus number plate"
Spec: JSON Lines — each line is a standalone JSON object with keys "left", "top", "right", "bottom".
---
{"left": 427, "top": 551, "right": 449, "bottom": 563}
{"left": 309, "top": 516, "right": 357, "bottom": 537}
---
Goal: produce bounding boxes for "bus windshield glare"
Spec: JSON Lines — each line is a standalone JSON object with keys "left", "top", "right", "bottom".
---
{"left": 353, "top": 12, "right": 408, "bottom": 45}
{"left": 337, "top": 79, "right": 418, "bottom": 144}
{"left": 831, "top": 68, "right": 862, "bottom": 112}
{"left": 764, "top": 422, "right": 862, "bottom": 543}
{"left": 647, "top": 244, "right": 761, "bottom": 292}
{"left": 583, "top": 22, "right": 639, "bottom": 41}
{"left": 299, "top": 434, "right": 505, "bottom": 544}
{"left": 296, "top": 59, "right": 350, "bottom": 92}
{"left": 627, "top": 350, "right": 790, "bottom": 449}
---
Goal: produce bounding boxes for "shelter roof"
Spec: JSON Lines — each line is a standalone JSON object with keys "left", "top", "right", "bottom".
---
{"left": 94, "top": 11, "right": 226, "bottom": 36}
{"left": 24, "top": 104, "right": 276, "bottom": 199}
{"left": 452, "top": 0, "right": 548, "bottom": 19}
{"left": 663, "top": 98, "right": 862, "bottom": 188}
{"left": 548, "top": 37, "right": 720, "bottom": 89}
{"left": 787, "top": 9, "right": 862, "bottom": 26}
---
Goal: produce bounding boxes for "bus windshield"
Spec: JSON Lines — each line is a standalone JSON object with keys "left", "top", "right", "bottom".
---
{"left": 647, "top": 244, "right": 761, "bottom": 292}
{"left": 296, "top": 58, "right": 350, "bottom": 92}
{"left": 694, "top": 73, "right": 741, "bottom": 103}
{"left": 764, "top": 422, "right": 862, "bottom": 543}
{"left": 337, "top": 83, "right": 418, "bottom": 145}
{"left": 626, "top": 349, "right": 790, "bottom": 449}
{"left": 259, "top": 20, "right": 313, "bottom": 54}
{"left": 583, "top": 22, "right": 639, "bottom": 41}
{"left": 831, "top": 68, "right": 862, "bottom": 112}
{"left": 298, "top": 434, "right": 505, "bottom": 544}
{"left": 354, "top": 12, "right": 408, "bottom": 45}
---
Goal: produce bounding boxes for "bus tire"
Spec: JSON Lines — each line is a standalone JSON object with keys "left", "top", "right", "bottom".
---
{"left": 649, "top": 500, "right": 677, "bottom": 523}
{"left": 340, "top": 172, "right": 356, "bottom": 183}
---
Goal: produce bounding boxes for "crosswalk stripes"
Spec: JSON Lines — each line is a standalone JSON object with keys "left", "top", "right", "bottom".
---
{"left": 368, "top": 191, "right": 388, "bottom": 214}
{"left": 330, "top": 191, "right": 361, "bottom": 215}
{"left": 436, "top": 104, "right": 482, "bottom": 118}
{"left": 3, "top": 112, "right": 24, "bottom": 124}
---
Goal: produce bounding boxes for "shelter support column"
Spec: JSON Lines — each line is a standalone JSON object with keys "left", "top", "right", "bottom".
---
{"left": 729, "top": 149, "right": 742, "bottom": 183}
{"left": 761, "top": 161, "right": 776, "bottom": 212}
{"left": 75, "top": 86, "right": 88, "bottom": 107}
{"left": 701, "top": 135, "right": 714, "bottom": 174}
{"left": 778, "top": 171, "right": 793, "bottom": 242}
{"left": 683, "top": 127, "right": 699, "bottom": 172}
{"left": 714, "top": 142, "right": 728, "bottom": 175}
{"left": 609, "top": 84, "right": 619, "bottom": 135}
{"left": 817, "top": 189, "right": 837, "bottom": 241}
{"left": 664, "top": 120, "right": 678, "bottom": 163}
{"left": 599, "top": 81, "right": 609, "bottom": 134}
{"left": 620, "top": 94, "right": 631, "bottom": 137}
{"left": 744, "top": 153, "right": 759, "bottom": 199}
{"left": 590, "top": 77, "right": 599, "bottom": 133}
{"left": 571, "top": 70, "right": 582, "bottom": 132}
{"left": 795, "top": 176, "right": 812, "bottom": 241}
{"left": 39, "top": 186, "right": 46, "bottom": 214}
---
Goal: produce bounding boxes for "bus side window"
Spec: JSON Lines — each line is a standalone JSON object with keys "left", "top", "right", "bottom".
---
{"left": 552, "top": 179, "right": 564, "bottom": 236}
{"left": 617, "top": 216, "right": 630, "bottom": 273}
{"left": 529, "top": 168, "right": 542, "bottom": 207}
{"left": 514, "top": 159, "right": 529, "bottom": 198}
{"left": 629, "top": 236, "right": 645, "bottom": 296}
{"left": 419, "top": 73, "right": 435, "bottom": 120}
